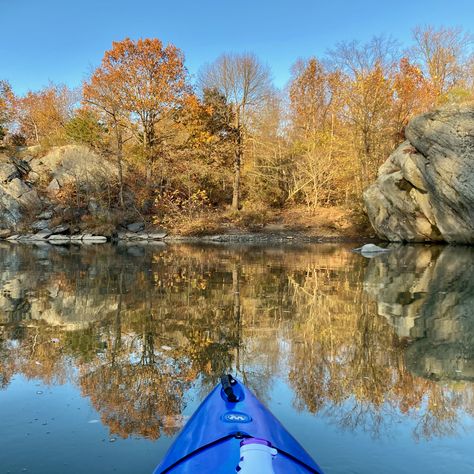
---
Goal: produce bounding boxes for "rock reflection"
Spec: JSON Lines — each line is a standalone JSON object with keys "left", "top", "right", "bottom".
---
{"left": 364, "top": 245, "right": 474, "bottom": 382}
{"left": 0, "top": 242, "right": 473, "bottom": 441}
{"left": 363, "top": 244, "right": 474, "bottom": 438}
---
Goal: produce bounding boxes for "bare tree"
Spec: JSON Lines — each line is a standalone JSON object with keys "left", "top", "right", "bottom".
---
{"left": 411, "top": 25, "right": 474, "bottom": 96}
{"left": 199, "top": 53, "right": 273, "bottom": 210}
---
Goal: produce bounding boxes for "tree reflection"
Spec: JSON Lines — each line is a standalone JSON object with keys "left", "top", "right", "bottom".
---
{"left": 0, "top": 243, "right": 473, "bottom": 441}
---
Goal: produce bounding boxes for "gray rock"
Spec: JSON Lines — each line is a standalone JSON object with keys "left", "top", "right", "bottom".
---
{"left": 48, "top": 235, "right": 71, "bottom": 244}
{"left": 132, "top": 232, "right": 149, "bottom": 240}
{"left": 52, "top": 224, "right": 69, "bottom": 234}
{"left": 18, "top": 189, "right": 42, "bottom": 209}
{"left": 18, "top": 234, "right": 35, "bottom": 241}
{"left": 38, "top": 210, "right": 53, "bottom": 220}
{"left": 48, "top": 234, "right": 69, "bottom": 240}
{"left": 148, "top": 230, "right": 167, "bottom": 239}
{"left": 0, "top": 188, "right": 23, "bottom": 227}
{"left": 0, "top": 229, "right": 12, "bottom": 239}
{"left": 0, "top": 145, "right": 120, "bottom": 231}
{"left": 8, "top": 178, "right": 30, "bottom": 198}
{"left": 46, "top": 178, "right": 60, "bottom": 195}
{"left": 353, "top": 244, "right": 391, "bottom": 257}
{"left": 32, "top": 230, "right": 52, "bottom": 240}
{"left": 30, "top": 145, "right": 118, "bottom": 192}
{"left": 0, "top": 162, "right": 19, "bottom": 183}
{"left": 31, "top": 220, "right": 51, "bottom": 231}
{"left": 364, "top": 104, "right": 474, "bottom": 243}
{"left": 127, "top": 222, "right": 145, "bottom": 232}
{"left": 27, "top": 171, "right": 40, "bottom": 184}
{"left": 10, "top": 156, "right": 31, "bottom": 176}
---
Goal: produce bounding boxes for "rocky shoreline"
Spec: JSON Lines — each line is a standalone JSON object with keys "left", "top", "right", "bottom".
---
{"left": 0, "top": 229, "right": 373, "bottom": 245}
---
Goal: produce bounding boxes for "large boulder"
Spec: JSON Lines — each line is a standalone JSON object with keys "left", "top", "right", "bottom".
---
{"left": 0, "top": 154, "right": 42, "bottom": 229}
{"left": 364, "top": 104, "right": 474, "bottom": 243}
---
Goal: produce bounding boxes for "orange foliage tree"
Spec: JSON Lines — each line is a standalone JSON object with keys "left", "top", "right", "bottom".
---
{"left": 392, "top": 57, "right": 436, "bottom": 139}
{"left": 0, "top": 80, "right": 15, "bottom": 140}
{"left": 92, "top": 38, "right": 189, "bottom": 183}
{"left": 16, "top": 83, "right": 76, "bottom": 145}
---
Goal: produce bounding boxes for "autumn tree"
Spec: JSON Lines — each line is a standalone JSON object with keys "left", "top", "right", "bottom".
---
{"left": 0, "top": 80, "right": 15, "bottom": 141}
{"left": 287, "top": 58, "right": 349, "bottom": 208}
{"left": 150, "top": 90, "right": 236, "bottom": 220}
{"left": 83, "top": 64, "right": 132, "bottom": 207}
{"left": 199, "top": 53, "right": 273, "bottom": 209}
{"left": 328, "top": 37, "right": 399, "bottom": 191}
{"left": 93, "top": 38, "right": 188, "bottom": 184}
{"left": 392, "top": 57, "right": 435, "bottom": 139}
{"left": 289, "top": 58, "right": 336, "bottom": 140}
{"left": 173, "top": 89, "right": 235, "bottom": 203}
{"left": 16, "top": 83, "right": 76, "bottom": 146}
{"left": 411, "top": 25, "right": 473, "bottom": 98}
{"left": 246, "top": 90, "right": 289, "bottom": 207}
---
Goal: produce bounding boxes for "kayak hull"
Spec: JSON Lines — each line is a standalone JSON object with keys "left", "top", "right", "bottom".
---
{"left": 154, "top": 377, "right": 324, "bottom": 474}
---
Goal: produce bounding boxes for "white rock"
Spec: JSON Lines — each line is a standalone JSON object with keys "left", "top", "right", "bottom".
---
{"left": 353, "top": 244, "right": 391, "bottom": 255}
{"left": 82, "top": 234, "right": 107, "bottom": 243}
{"left": 148, "top": 232, "right": 167, "bottom": 240}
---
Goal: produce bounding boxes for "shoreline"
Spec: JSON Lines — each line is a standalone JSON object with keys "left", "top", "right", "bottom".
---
{"left": 0, "top": 229, "right": 377, "bottom": 246}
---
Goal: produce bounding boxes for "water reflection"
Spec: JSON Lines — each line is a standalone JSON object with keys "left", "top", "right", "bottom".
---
{"left": 0, "top": 242, "right": 473, "bottom": 444}
{"left": 365, "top": 245, "right": 474, "bottom": 382}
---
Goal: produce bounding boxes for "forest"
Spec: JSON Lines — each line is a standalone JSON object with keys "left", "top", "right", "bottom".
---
{"left": 1, "top": 25, "right": 473, "bottom": 234}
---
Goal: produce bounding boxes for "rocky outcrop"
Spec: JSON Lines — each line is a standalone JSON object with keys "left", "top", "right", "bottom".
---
{"left": 364, "top": 104, "right": 474, "bottom": 243}
{"left": 0, "top": 145, "right": 118, "bottom": 233}
{"left": 0, "top": 153, "right": 41, "bottom": 229}
{"left": 29, "top": 144, "right": 117, "bottom": 193}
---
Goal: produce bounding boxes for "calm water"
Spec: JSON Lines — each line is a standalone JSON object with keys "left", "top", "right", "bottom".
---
{"left": 1, "top": 242, "right": 474, "bottom": 473}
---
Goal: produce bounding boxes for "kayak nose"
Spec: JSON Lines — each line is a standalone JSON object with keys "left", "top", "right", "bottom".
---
{"left": 220, "top": 374, "right": 245, "bottom": 402}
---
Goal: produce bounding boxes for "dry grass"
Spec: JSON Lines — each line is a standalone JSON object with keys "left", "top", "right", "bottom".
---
{"left": 158, "top": 204, "right": 371, "bottom": 238}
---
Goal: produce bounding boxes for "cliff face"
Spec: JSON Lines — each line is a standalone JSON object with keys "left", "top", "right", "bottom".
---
{"left": 364, "top": 104, "right": 474, "bottom": 243}
{"left": 0, "top": 145, "right": 117, "bottom": 232}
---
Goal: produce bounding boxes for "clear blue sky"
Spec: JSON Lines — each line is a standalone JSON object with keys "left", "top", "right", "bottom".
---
{"left": 1, "top": 0, "right": 473, "bottom": 95}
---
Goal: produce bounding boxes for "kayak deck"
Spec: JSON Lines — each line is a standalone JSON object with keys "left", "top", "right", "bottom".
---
{"left": 154, "top": 375, "right": 324, "bottom": 474}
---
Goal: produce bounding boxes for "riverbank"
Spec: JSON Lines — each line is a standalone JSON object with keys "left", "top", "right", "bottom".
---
{"left": 0, "top": 205, "right": 376, "bottom": 245}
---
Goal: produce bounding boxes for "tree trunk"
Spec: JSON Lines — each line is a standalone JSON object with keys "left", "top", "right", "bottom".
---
{"left": 232, "top": 127, "right": 243, "bottom": 210}
{"left": 232, "top": 263, "right": 242, "bottom": 372}
{"left": 33, "top": 121, "right": 39, "bottom": 144}
{"left": 114, "top": 122, "right": 125, "bottom": 208}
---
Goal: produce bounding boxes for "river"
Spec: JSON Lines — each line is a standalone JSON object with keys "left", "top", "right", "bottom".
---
{"left": 0, "top": 242, "right": 473, "bottom": 473}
